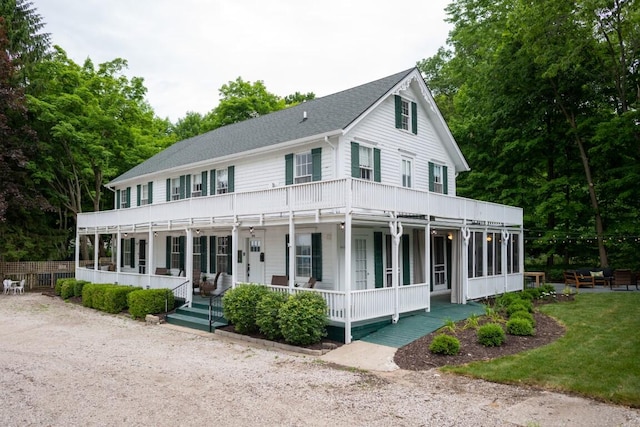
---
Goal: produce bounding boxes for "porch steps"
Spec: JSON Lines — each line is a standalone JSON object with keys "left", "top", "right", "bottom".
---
{"left": 165, "top": 296, "right": 227, "bottom": 333}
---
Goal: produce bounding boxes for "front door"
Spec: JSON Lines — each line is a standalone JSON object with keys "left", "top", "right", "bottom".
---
{"left": 138, "top": 239, "right": 146, "bottom": 274}
{"left": 432, "top": 235, "right": 448, "bottom": 292}
{"left": 247, "top": 237, "right": 264, "bottom": 284}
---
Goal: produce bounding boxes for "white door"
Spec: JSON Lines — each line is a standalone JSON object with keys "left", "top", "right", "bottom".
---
{"left": 247, "top": 237, "right": 264, "bottom": 284}
{"left": 352, "top": 235, "right": 372, "bottom": 290}
{"left": 432, "top": 235, "right": 448, "bottom": 292}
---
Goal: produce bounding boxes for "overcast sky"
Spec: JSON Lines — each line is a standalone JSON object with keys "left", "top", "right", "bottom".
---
{"left": 34, "top": 0, "right": 453, "bottom": 123}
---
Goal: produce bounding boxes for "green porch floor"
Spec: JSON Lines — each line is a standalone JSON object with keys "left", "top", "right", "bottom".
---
{"left": 359, "top": 295, "right": 486, "bottom": 348}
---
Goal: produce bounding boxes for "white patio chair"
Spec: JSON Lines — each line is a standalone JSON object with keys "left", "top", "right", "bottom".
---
{"left": 3, "top": 279, "right": 12, "bottom": 295}
{"left": 13, "top": 279, "right": 25, "bottom": 294}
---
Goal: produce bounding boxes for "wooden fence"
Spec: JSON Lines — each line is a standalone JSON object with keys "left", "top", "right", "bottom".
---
{"left": 0, "top": 259, "right": 111, "bottom": 290}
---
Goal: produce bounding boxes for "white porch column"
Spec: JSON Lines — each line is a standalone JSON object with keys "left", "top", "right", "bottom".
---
{"left": 115, "top": 230, "right": 121, "bottom": 284}
{"left": 231, "top": 222, "right": 238, "bottom": 288}
{"left": 389, "top": 218, "right": 403, "bottom": 323}
{"left": 288, "top": 214, "right": 295, "bottom": 289}
{"left": 93, "top": 231, "right": 99, "bottom": 271}
{"left": 148, "top": 229, "right": 154, "bottom": 288}
{"left": 502, "top": 229, "right": 510, "bottom": 293}
{"left": 461, "top": 226, "right": 471, "bottom": 304}
{"left": 185, "top": 229, "right": 193, "bottom": 299}
{"left": 425, "top": 223, "right": 430, "bottom": 292}
{"left": 75, "top": 230, "right": 82, "bottom": 281}
{"left": 344, "top": 212, "right": 352, "bottom": 344}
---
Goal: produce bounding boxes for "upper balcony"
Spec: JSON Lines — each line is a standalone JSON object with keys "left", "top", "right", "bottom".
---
{"left": 77, "top": 178, "right": 523, "bottom": 232}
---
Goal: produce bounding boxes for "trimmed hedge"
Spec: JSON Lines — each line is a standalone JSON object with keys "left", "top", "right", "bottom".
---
{"left": 128, "top": 289, "right": 174, "bottom": 320}
{"left": 256, "top": 291, "right": 290, "bottom": 340}
{"left": 60, "top": 280, "right": 76, "bottom": 300}
{"left": 55, "top": 278, "right": 73, "bottom": 296}
{"left": 74, "top": 280, "right": 89, "bottom": 298}
{"left": 506, "top": 317, "right": 535, "bottom": 336}
{"left": 222, "top": 284, "right": 270, "bottom": 334}
{"left": 477, "top": 323, "right": 506, "bottom": 347}
{"left": 278, "top": 292, "right": 327, "bottom": 346}
{"left": 82, "top": 283, "right": 141, "bottom": 314}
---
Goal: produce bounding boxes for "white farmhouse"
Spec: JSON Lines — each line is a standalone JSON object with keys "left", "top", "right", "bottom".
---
{"left": 76, "top": 68, "right": 523, "bottom": 343}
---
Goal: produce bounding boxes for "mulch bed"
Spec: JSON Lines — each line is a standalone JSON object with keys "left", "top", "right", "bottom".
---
{"left": 394, "top": 297, "right": 571, "bottom": 370}
{"left": 217, "top": 324, "right": 344, "bottom": 351}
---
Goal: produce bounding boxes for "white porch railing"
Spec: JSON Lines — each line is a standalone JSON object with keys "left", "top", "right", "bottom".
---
{"left": 77, "top": 178, "right": 523, "bottom": 231}
{"left": 75, "top": 268, "right": 188, "bottom": 293}
{"left": 467, "top": 274, "right": 524, "bottom": 300}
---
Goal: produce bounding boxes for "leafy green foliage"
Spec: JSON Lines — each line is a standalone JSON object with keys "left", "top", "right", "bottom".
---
{"left": 81, "top": 283, "right": 139, "bottom": 313}
{"left": 506, "top": 317, "right": 535, "bottom": 336}
{"left": 255, "top": 291, "right": 289, "bottom": 340}
{"left": 477, "top": 323, "right": 506, "bottom": 347}
{"left": 127, "top": 289, "right": 174, "bottom": 320}
{"left": 60, "top": 280, "right": 75, "bottom": 300}
{"left": 429, "top": 333, "right": 461, "bottom": 355}
{"left": 509, "top": 310, "right": 535, "bottom": 327}
{"left": 222, "top": 284, "right": 269, "bottom": 334}
{"left": 278, "top": 292, "right": 328, "bottom": 346}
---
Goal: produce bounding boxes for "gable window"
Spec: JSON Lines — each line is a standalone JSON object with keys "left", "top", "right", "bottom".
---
{"left": 216, "top": 169, "right": 228, "bottom": 194}
{"left": 394, "top": 95, "right": 417, "bottom": 134}
{"left": 401, "top": 158, "right": 412, "bottom": 188}
{"left": 192, "top": 173, "right": 202, "bottom": 197}
{"left": 295, "top": 152, "right": 312, "bottom": 184}
{"left": 429, "top": 162, "right": 448, "bottom": 194}
{"left": 171, "top": 178, "right": 180, "bottom": 201}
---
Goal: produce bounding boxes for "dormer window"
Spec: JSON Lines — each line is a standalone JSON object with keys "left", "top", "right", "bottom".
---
{"left": 394, "top": 95, "right": 417, "bottom": 134}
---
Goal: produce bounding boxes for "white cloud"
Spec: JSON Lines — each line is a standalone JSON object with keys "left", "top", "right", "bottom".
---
{"left": 34, "top": 0, "right": 452, "bottom": 122}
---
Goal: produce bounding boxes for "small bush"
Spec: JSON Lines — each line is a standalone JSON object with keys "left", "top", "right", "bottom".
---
{"left": 222, "top": 284, "right": 269, "bottom": 334}
{"left": 477, "top": 323, "right": 506, "bottom": 347}
{"left": 510, "top": 310, "right": 536, "bottom": 326}
{"left": 55, "top": 278, "right": 73, "bottom": 296}
{"left": 128, "top": 289, "right": 174, "bottom": 320}
{"left": 506, "top": 318, "right": 535, "bottom": 336}
{"left": 279, "top": 292, "right": 328, "bottom": 346}
{"left": 429, "top": 334, "right": 461, "bottom": 355}
{"left": 60, "top": 280, "right": 77, "bottom": 300}
{"left": 521, "top": 288, "right": 541, "bottom": 300}
{"left": 540, "top": 284, "right": 555, "bottom": 294}
{"left": 81, "top": 283, "right": 139, "bottom": 313}
{"left": 74, "top": 280, "right": 89, "bottom": 298}
{"left": 256, "top": 291, "right": 289, "bottom": 340}
{"left": 494, "top": 292, "right": 521, "bottom": 309}
{"left": 506, "top": 300, "right": 534, "bottom": 316}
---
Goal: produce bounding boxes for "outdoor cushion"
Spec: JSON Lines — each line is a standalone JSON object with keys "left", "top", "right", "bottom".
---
{"left": 590, "top": 271, "right": 604, "bottom": 278}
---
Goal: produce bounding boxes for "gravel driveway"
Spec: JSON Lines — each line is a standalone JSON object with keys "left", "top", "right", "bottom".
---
{"left": 1, "top": 293, "right": 638, "bottom": 426}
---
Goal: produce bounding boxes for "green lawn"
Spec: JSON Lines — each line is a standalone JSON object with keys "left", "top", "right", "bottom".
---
{"left": 445, "top": 293, "right": 640, "bottom": 407}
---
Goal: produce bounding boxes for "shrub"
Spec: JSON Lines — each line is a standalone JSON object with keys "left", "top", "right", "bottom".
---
{"left": 494, "top": 292, "right": 520, "bottom": 309}
{"left": 278, "top": 292, "right": 328, "bottom": 346}
{"left": 540, "top": 284, "right": 555, "bottom": 294}
{"left": 102, "top": 286, "right": 140, "bottom": 314}
{"left": 506, "top": 299, "right": 534, "bottom": 316}
{"left": 74, "top": 280, "right": 89, "bottom": 298}
{"left": 256, "top": 291, "right": 289, "bottom": 340}
{"left": 477, "top": 323, "right": 506, "bottom": 347}
{"left": 521, "top": 288, "right": 541, "bottom": 301}
{"left": 222, "top": 284, "right": 269, "bottom": 334}
{"left": 60, "top": 280, "right": 77, "bottom": 300}
{"left": 506, "top": 318, "right": 535, "bottom": 336}
{"left": 510, "top": 310, "right": 536, "bottom": 327}
{"left": 429, "top": 334, "right": 461, "bottom": 355}
{"left": 128, "top": 289, "right": 174, "bottom": 320}
{"left": 55, "top": 278, "right": 73, "bottom": 296}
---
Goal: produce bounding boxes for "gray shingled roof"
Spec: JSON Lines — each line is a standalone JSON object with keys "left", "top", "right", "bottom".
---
{"left": 110, "top": 68, "right": 416, "bottom": 185}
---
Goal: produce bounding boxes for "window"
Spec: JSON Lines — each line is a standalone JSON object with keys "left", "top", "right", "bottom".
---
{"left": 467, "top": 231, "right": 484, "bottom": 278}
{"left": 487, "top": 232, "right": 502, "bottom": 276}
{"left": 394, "top": 95, "right": 417, "bottom": 134}
{"left": 119, "top": 187, "right": 130, "bottom": 209}
{"left": 216, "top": 169, "right": 228, "bottom": 194}
{"left": 400, "top": 99, "right": 410, "bottom": 131}
{"left": 401, "top": 158, "right": 412, "bottom": 188}
{"left": 171, "top": 178, "right": 180, "bottom": 201}
{"left": 216, "top": 236, "right": 229, "bottom": 274}
{"left": 507, "top": 233, "right": 520, "bottom": 274}
{"left": 193, "top": 238, "right": 202, "bottom": 273}
{"left": 433, "top": 164, "right": 443, "bottom": 193}
{"left": 191, "top": 174, "right": 202, "bottom": 197}
{"left": 171, "top": 237, "right": 181, "bottom": 269}
{"left": 123, "top": 239, "right": 132, "bottom": 266}
{"left": 140, "top": 183, "right": 150, "bottom": 205}
{"left": 295, "top": 234, "right": 312, "bottom": 277}
{"left": 359, "top": 145, "right": 373, "bottom": 180}
{"left": 295, "top": 152, "right": 312, "bottom": 184}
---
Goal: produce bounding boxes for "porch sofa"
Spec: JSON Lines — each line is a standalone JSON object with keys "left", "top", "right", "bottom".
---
{"left": 563, "top": 268, "right": 613, "bottom": 288}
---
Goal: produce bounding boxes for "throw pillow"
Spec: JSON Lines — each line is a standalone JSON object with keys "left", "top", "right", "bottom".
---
{"left": 590, "top": 271, "right": 604, "bottom": 278}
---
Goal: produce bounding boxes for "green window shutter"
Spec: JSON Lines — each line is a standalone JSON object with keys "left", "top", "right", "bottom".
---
{"left": 443, "top": 165, "right": 448, "bottom": 195}
{"left": 179, "top": 175, "right": 186, "bottom": 199}
{"left": 411, "top": 101, "right": 418, "bottom": 134}
{"left": 210, "top": 169, "right": 216, "bottom": 195}
{"left": 166, "top": 179, "right": 171, "bottom": 202}
{"left": 374, "top": 232, "right": 383, "bottom": 288}
{"left": 311, "top": 233, "right": 322, "bottom": 281}
{"left": 210, "top": 236, "right": 217, "bottom": 273}
{"left": 373, "top": 148, "right": 381, "bottom": 182}
{"left": 148, "top": 182, "right": 153, "bottom": 204}
{"left": 228, "top": 166, "right": 235, "bottom": 193}
{"left": 130, "top": 238, "right": 135, "bottom": 268}
{"left": 165, "top": 236, "right": 171, "bottom": 268}
{"left": 126, "top": 187, "right": 131, "bottom": 208}
{"left": 285, "top": 154, "right": 294, "bottom": 185}
{"left": 200, "top": 236, "right": 207, "bottom": 272}
{"left": 226, "top": 235, "right": 232, "bottom": 274}
{"left": 201, "top": 171, "right": 208, "bottom": 196}
{"left": 179, "top": 236, "right": 185, "bottom": 271}
{"left": 394, "top": 95, "right": 402, "bottom": 129}
{"left": 402, "top": 234, "right": 410, "bottom": 285}
{"left": 428, "top": 162, "right": 435, "bottom": 192}
{"left": 350, "top": 142, "right": 359, "bottom": 178}
{"left": 285, "top": 234, "right": 290, "bottom": 278}
{"left": 120, "top": 238, "right": 124, "bottom": 267}
{"left": 116, "top": 189, "right": 121, "bottom": 209}
{"left": 185, "top": 175, "right": 191, "bottom": 199}
{"left": 311, "top": 148, "right": 322, "bottom": 181}
{"left": 136, "top": 185, "right": 141, "bottom": 206}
